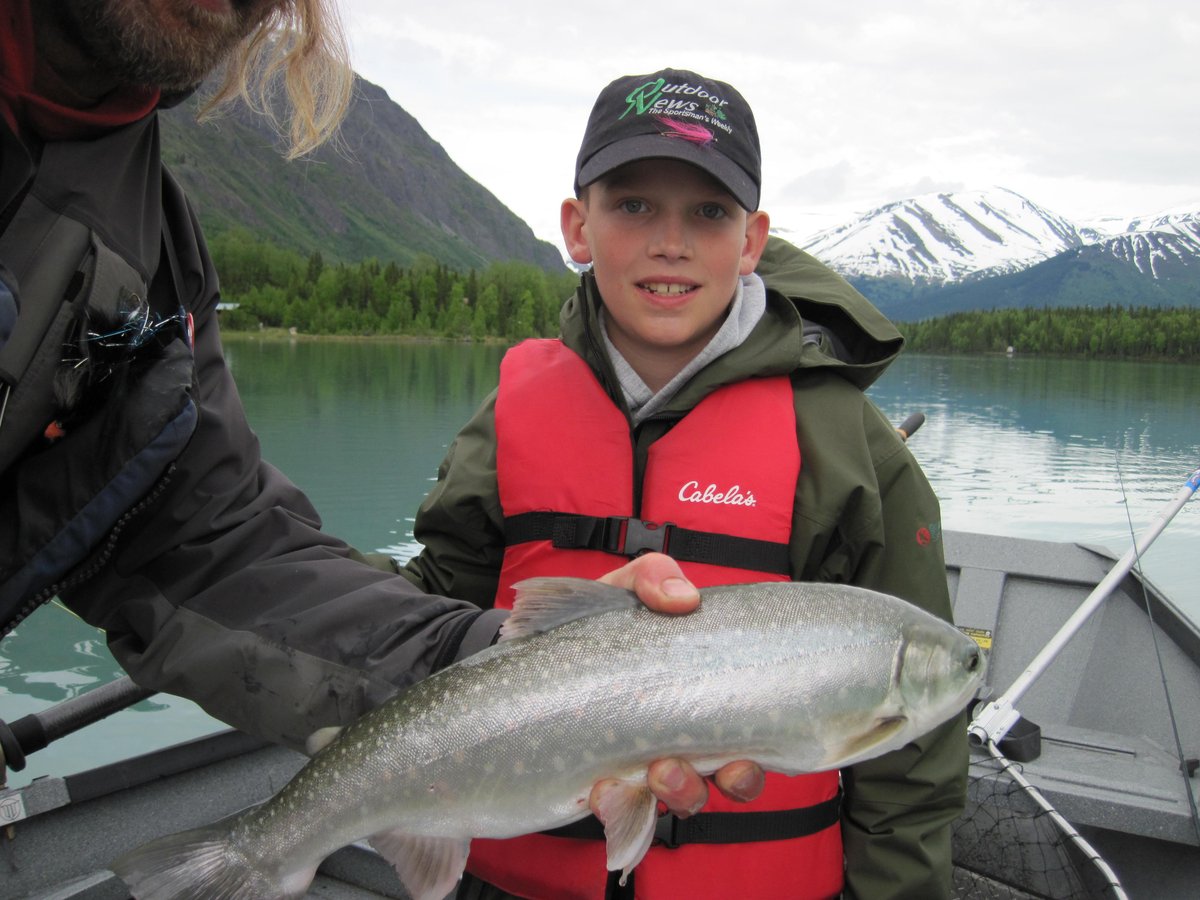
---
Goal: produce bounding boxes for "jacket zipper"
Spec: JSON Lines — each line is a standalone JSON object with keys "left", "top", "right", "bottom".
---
{"left": 1, "top": 464, "right": 176, "bottom": 638}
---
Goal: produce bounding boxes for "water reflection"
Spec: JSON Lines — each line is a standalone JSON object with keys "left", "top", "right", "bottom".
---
{"left": 868, "top": 355, "right": 1198, "bottom": 608}
{"left": 226, "top": 338, "right": 506, "bottom": 554}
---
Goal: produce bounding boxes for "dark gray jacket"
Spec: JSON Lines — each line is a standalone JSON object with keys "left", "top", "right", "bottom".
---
{"left": 0, "top": 108, "right": 502, "bottom": 752}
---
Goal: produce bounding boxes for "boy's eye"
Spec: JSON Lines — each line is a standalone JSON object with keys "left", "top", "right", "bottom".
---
{"left": 698, "top": 202, "right": 728, "bottom": 220}
{"left": 618, "top": 198, "right": 648, "bottom": 214}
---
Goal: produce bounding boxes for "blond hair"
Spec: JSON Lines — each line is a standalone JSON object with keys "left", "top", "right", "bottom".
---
{"left": 200, "top": 0, "right": 354, "bottom": 159}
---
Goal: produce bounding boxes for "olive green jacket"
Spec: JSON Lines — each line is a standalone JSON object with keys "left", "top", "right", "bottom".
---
{"left": 401, "top": 236, "right": 967, "bottom": 899}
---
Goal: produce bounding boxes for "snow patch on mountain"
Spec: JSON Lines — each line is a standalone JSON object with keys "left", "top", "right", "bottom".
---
{"left": 1076, "top": 207, "right": 1199, "bottom": 278}
{"left": 795, "top": 188, "right": 1088, "bottom": 284}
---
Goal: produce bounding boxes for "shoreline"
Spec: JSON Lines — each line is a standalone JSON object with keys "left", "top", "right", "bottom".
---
{"left": 220, "top": 328, "right": 512, "bottom": 346}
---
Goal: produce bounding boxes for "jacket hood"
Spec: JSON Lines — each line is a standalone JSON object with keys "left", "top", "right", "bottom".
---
{"left": 755, "top": 236, "right": 903, "bottom": 390}
{"left": 559, "top": 236, "right": 903, "bottom": 406}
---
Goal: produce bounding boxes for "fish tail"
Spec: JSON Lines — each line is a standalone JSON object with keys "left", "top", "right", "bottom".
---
{"left": 112, "top": 819, "right": 313, "bottom": 900}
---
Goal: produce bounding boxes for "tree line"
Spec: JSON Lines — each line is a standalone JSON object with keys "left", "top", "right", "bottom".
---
{"left": 210, "top": 233, "right": 1199, "bottom": 360}
{"left": 896, "top": 305, "right": 1200, "bottom": 360}
{"left": 210, "top": 231, "right": 578, "bottom": 340}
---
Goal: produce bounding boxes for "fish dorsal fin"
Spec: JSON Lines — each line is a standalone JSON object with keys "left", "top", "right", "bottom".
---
{"left": 369, "top": 830, "right": 470, "bottom": 900}
{"left": 499, "top": 577, "right": 639, "bottom": 642}
{"left": 591, "top": 778, "right": 659, "bottom": 883}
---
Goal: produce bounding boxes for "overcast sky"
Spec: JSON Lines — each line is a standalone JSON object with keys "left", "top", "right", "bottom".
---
{"left": 343, "top": 1, "right": 1200, "bottom": 250}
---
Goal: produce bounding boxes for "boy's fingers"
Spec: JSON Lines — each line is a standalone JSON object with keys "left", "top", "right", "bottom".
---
{"left": 646, "top": 758, "right": 708, "bottom": 817}
{"left": 712, "top": 760, "right": 766, "bottom": 803}
{"left": 597, "top": 552, "right": 700, "bottom": 614}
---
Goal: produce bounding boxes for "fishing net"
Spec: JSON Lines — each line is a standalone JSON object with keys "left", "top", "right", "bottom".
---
{"left": 952, "top": 756, "right": 1123, "bottom": 900}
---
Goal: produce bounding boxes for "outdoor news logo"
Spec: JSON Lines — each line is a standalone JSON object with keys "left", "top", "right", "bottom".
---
{"left": 620, "top": 78, "right": 735, "bottom": 137}
{"left": 677, "top": 480, "right": 756, "bottom": 507}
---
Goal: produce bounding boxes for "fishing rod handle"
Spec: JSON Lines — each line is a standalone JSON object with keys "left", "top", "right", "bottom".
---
{"left": 0, "top": 676, "right": 155, "bottom": 772}
{"left": 896, "top": 411, "right": 926, "bottom": 441}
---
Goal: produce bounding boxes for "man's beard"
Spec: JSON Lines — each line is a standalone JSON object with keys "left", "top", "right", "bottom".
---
{"left": 63, "top": 0, "right": 279, "bottom": 92}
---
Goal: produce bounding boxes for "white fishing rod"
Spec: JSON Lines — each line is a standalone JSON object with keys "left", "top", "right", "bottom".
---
{"left": 969, "top": 464, "right": 1200, "bottom": 747}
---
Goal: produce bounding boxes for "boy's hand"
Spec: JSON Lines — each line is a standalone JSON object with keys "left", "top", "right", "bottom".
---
{"left": 596, "top": 550, "right": 701, "bottom": 614}
{"left": 593, "top": 553, "right": 766, "bottom": 817}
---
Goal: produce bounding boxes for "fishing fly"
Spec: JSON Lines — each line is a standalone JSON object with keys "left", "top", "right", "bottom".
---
{"left": 53, "top": 289, "right": 187, "bottom": 432}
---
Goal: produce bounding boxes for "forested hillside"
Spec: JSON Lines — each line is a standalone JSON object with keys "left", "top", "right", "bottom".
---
{"left": 160, "top": 77, "right": 565, "bottom": 271}
{"left": 897, "top": 306, "right": 1200, "bottom": 360}
{"left": 212, "top": 233, "right": 576, "bottom": 340}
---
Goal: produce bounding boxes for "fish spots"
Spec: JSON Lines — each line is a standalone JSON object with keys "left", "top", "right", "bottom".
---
{"left": 513, "top": 760, "right": 526, "bottom": 776}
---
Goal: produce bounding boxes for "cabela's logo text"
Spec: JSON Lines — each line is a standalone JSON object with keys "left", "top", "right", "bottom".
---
{"left": 677, "top": 481, "right": 756, "bottom": 507}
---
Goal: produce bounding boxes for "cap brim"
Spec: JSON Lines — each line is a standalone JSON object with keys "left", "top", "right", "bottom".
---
{"left": 576, "top": 135, "right": 759, "bottom": 211}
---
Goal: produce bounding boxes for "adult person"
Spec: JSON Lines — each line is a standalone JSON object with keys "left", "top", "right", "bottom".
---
{"left": 0, "top": 0, "right": 761, "bottom": 818}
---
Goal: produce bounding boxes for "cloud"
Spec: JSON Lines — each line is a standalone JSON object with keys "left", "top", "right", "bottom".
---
{"left": 776, "top": 161, "right": 854, "bottom": 206}
{"left": 346, "top": 0, "right": 1200, "bottom": 237}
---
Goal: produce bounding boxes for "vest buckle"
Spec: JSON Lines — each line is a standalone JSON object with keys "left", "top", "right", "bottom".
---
{"left": 604, "top": 517, "right": 673, "bottom": 557}
{"left": 654, "top": 812, "right": 684, "bottom": 849}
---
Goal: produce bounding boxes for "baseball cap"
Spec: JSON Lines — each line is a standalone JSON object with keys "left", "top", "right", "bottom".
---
{"left": 574, "top": 68, "right": 762, "bottom": 211}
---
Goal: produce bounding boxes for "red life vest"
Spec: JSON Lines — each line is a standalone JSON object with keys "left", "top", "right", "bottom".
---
{"left": 469, "top": 339, "right": 844, "bottom": 899}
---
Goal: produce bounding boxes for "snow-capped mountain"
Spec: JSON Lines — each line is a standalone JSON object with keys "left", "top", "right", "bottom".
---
{"left": 1104, "top": 205, "right": 1200, "bottom": 241}
{"left": 1086, "top": 209, "right": 1200, "bottom": 279}
{"left": 794, "top": 188, "right": 1089, "bottom": 285}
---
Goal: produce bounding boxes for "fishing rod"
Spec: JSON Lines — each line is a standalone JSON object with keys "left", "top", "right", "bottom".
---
{"left": 969, "top": 464, "right": 1200, "bottom": 748}
{"left": 895, "top": 411, "right": 925, "bottom": 441}
{"left": 0, "top": 675, "right": 154, "bottom": 774}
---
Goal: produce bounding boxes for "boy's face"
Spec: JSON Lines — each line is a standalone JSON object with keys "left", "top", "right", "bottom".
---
{"left": 561, "top": 159, "right": 769, "bottom": 382}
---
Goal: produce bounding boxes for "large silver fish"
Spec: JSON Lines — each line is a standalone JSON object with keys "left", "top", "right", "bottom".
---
{"left": 113, "top": 577, "right": 984, "bottom": 899}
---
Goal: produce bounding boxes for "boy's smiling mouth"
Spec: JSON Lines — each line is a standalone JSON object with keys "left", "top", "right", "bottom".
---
{"left": 639, "top": 281, "right": 697, "bottom": 297}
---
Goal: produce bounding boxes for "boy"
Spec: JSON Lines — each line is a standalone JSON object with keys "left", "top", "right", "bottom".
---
{"left": 402, "top": 68, "right": 965, "bottom": 899}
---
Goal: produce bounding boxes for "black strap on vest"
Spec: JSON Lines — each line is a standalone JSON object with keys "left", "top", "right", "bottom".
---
{"left": 544, "top": 788, "right": 842, "bottom": 846}
{"left": 505, "top": 511, "right": 791, "bottom": 576}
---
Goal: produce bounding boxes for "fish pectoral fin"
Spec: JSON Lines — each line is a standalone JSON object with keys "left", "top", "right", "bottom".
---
{"left": 836, "top": 715, "right": 909, "bottom": 761}
{"left": 593, "top": 779, "right": 658, "bottom": 883}
{"left": 304, "top": 725, "right": 344, "bottom": 756}
{"left": 500, "top": 578, "right": 639, "bottom": 641}
{"left": 368, "top": 830, "right": 470, "bottom": 900}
